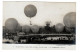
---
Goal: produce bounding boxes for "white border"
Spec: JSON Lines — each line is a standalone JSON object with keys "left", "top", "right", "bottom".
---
{"left": 2, "top": 44, "right": 75, "bottom": 50}
{"left": 3, "top": 0, "right": 76, "bottom": 2}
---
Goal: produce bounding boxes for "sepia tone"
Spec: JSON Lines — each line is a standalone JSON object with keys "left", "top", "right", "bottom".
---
{"left": 3, "top": 2, "right": 76, "bottom": 44}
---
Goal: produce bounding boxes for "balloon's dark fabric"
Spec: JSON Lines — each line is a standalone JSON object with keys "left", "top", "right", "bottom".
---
{"left": 63, "top": 12, "right": 76, "bottom": 27}
{"left": 55, "top": 23, "right": 64, "bottom": 33}
{"left": 5, "top": 18, "right": 18, "bottom": 33}
{"left": 24, "top": 4, "right": 37, "bottom": 18}
{"left": 22, "top": 25, "right": 30, "bottom": 32}
{"left": 31, "top": 25, "right": 39, "bottom": 33}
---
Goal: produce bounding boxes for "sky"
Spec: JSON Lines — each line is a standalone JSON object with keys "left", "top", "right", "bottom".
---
{"left": 3, "top": 2, "right": 76, "bottom": 26}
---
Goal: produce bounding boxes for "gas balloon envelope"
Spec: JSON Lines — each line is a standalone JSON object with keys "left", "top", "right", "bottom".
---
{"left": 24, "top": 4, "right": 37, "bottom": 18}
{"left": 31, "top": 25, "right": 39, "bottom": 33}
{"left": 22, "top": 25, "right": 30, "bottom": 33}
{"left": 16, "top": 24, "right": 22, "bottom": 32}
{"left": 55, "top": 23, "right": 64, "bottom": 33}
{"left": 5, "top": 18, "right": 18, "bottom": 33}
{"left": 63, "top": 12, "right": 76, "bottom": 33}
{"left": 63, "top": 12, "right": 76, "bottom": 27}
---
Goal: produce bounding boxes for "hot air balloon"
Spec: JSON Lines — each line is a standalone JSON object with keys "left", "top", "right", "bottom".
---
{"left": 24, "top": 4, "right": 37, "bottom": 25}
{"left": 55, "top": 23, "right": 64, "bottom": 33}
{"left": 5, "top": 18, "right": 18, "bottom": 33}
{"left": 63, "top": 12, "right": 76, "bottom": 33}
{"left": 22, "top": 25, "right": 30, "bottom": 33}
{"left": 31, "top": 25, "right": 39, "bottom": 33}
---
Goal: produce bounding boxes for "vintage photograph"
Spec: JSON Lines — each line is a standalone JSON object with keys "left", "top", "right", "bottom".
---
{"left": 3, "top": 1, "right": 76, "bottom": 45}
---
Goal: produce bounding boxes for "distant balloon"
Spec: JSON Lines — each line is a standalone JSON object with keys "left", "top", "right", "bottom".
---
{"left": 31, "top": 25, "right": 39, "bottom": 33}
{"left": 24, "top": 4, "right": 37, "bottom": 18}
{"left": 5, "top": 18, "right": 18, "bottom": 33}
{"left": 22, "top": 25, "right": 30, "bottom": 33}
{"left": 55, "top": 23, "right": 64, "bottom": 33}
{"left": 63, "top": 12, "right": 76, "bottom": 27}
{"left": 45, "top": 21, "right": 51, "bottom": 26}
{"left": 16, "top": 24, "right": 22, "bottom": 32}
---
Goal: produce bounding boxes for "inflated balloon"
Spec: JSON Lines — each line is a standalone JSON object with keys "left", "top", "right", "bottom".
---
{"left": 22, "top": 25, "right": 30, "bottom": 32}
{"left": 16, "top": 24, "right": 22, "bottom": 32}
{"left": 5, "top": 18, "right": 18, "bottom": 33}
{"left": 24, "top": 4, "right": 37, "bottom": 18}
{"left": 55, "top": 23, "right": 64, "bottom": 33}
{"left": 31, "top": 25, "right": 39, "bottom": 33}
{"left": 63, "top": 12, "right": 76, "bottom": 27}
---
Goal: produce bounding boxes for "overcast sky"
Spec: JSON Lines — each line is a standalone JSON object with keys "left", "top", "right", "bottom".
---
{"left": 3, "top": 2, "right": 76, "bottom": 26}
